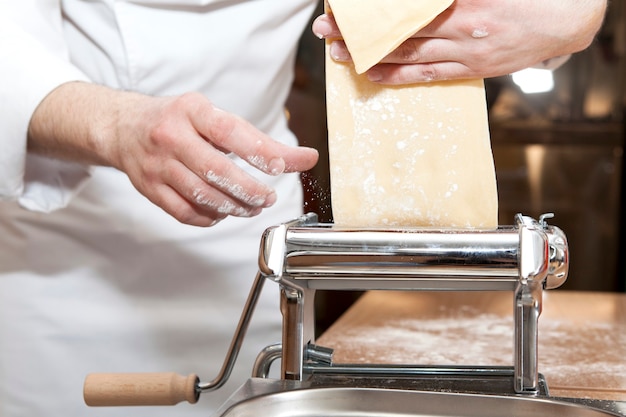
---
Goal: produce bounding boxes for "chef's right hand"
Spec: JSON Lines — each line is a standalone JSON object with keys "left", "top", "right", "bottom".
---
{"left": 313, "top": 0, "right": 607, "bottom": 84}
{"left": 28, "top": 82, "right": 319, "bottom": 227}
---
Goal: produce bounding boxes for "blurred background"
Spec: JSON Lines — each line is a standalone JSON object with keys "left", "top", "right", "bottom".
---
{"left": 285, "top": 2, "right": 626, "bottom": 330}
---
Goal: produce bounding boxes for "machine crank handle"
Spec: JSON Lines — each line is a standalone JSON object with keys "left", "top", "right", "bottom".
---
{"left": 83, "top": 372, "right": 199, "bottom": 406}
{"left": 83, "top": 271, "right": 270, "bottom": 406}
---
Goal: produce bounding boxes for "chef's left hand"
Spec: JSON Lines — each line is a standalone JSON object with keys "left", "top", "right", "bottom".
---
{"left": 312, "top": 0, "right": 606, "bottom": 84}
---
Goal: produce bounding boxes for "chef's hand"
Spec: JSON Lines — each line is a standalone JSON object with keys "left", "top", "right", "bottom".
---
{"left": 28, "top": 82, "right": 319, "bottom": 227}
{"left": 313, "top": 0, "right": 607, "bottom": 84}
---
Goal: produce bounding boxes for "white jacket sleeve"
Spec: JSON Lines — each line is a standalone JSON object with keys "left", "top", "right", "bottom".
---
{"left": 0, "top": 1, "right": 91, "bottom": 212}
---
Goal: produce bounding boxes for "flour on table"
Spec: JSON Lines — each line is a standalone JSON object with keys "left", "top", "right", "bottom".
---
{"left": 331, "top": 313, "right": 514, "bottom": 365}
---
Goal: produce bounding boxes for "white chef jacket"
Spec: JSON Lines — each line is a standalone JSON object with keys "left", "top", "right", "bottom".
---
{"left": 0, "top": 0, "right": 317, "bottom": 416}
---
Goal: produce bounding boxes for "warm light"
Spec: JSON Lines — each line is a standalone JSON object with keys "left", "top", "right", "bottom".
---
{"left": 511, "top": 68, "right": 554, "bottom": 94}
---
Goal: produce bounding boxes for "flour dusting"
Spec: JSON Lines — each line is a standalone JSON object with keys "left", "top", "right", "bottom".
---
{"left": 332, "top": 313, "right": 513, "bottom": 366}
{"left": 471, "top": 27, "right": 489, "bottom": 38}
{"left": 326, "top": 314, "right": 626, "bottom": 396}
{"left": 205, "top": 170, "right": 266, "bottom": 207}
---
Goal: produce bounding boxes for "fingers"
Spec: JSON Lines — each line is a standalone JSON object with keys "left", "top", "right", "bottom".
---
{"left": 176, "top": 139, "right": 279, "bottom": 211}
{"left": 328, "top": 38, "right": 473, "bottom": 83}
{"left": 364, "top": 62, "right": 474, "bottom": 85}
{"left": 330, "top": 37, "right": 457, "bottom": 67}
{"left": 152, "top": 184, "right": 227, "bottom": 228}
{"left": 271, "top": 142, "right": 319, "bottom": 173}
{"left": 312, "top": 13, "right": 341, "bottom": 39}
{"left": 313, "top": 11, "right": 456, "bottom": 42}
{"left": 314, "top": 10, "right": 491, "bottom": 82}
{"left": 189, "top": 103, "right": 318, "bottom": 176}
{"left": 326, "top": 34, "right": 505, "bottom": 82}
{"left": 142, "top": 155, "right": 273, "bottom": 227}
{"left": 124, "top": 93, "right": 318, "bottom": 227}
{"left": 365, "top": 37, "right": 479, "bottom": 83}
{"left": 165, "top": 159, "right": 265, "bottom": 225}
{"left": 143, "top": 94, "right": 318, "bottom": 227}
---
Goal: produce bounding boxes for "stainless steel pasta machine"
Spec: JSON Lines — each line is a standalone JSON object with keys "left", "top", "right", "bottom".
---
{"left": 85, "top": 213, "right": 626, "bottom": 417}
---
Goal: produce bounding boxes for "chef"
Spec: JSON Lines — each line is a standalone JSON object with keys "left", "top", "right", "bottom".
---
{"left": 0, "top": 1, "right": 607, "bottom": 416}
{"left": 0, "top": 1, "right": 318, "bottom": 415}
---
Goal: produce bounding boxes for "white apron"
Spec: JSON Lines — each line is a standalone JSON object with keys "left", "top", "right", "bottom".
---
{"left": 0, "top": 0, "right": 317, "bottom": 415}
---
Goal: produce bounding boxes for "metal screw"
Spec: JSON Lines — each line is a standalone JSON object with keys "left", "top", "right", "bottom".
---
{"left": 538, "top": 212, "right": 554, "bottom": 228}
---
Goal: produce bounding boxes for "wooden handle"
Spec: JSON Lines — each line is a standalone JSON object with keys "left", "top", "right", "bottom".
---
{"left": 84, "top": 372, "right": 199, "bottom": 406}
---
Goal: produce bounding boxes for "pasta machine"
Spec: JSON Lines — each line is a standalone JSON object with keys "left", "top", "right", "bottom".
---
{"left": 83, "top": 212, "right": 573, "bottom": 408}
{"left": 252, "top": 212, "right": 569, "bottom": 394}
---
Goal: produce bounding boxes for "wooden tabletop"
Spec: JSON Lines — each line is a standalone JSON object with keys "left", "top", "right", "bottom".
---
{"left": 317, "top": 290, "right": 626, "bottom": 401}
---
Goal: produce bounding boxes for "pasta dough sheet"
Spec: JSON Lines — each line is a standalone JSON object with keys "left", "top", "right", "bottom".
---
{"left": 327, "top": 0, "right": 454, "bottom": 74}
{"left": 326, "top": 0, "right": 498, "bottom": 229}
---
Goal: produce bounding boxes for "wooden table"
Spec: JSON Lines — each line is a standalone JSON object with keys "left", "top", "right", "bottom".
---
{"left": 317, "top": 290, "right": 626, "bottom": 401}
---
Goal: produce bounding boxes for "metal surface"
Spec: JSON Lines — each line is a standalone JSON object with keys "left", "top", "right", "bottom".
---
{"left": 195, "top": 271, "right": 267, "bottom": 393}
{"left": 260, "top": 213, "right": 569, "bottom": 291}
{"left": 257, "top": 213, "right": 569, "bottom": 394}
{"left": 86, "top": 214, "right": 574, "bottom": 402}
{"left": 213, "top": 379, "right": 623, "bottom": 417}
{"left": 83, "top": 212, "right": 624, "bottom": 417}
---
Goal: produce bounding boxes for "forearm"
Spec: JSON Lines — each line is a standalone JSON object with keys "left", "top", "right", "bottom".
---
{"left": 27, "top": 81, "right": 141, "bottom": 170}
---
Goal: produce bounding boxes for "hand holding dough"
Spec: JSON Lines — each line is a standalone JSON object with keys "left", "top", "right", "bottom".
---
{"left": 314, "top": 0, "right": 607, "bottom": 83}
